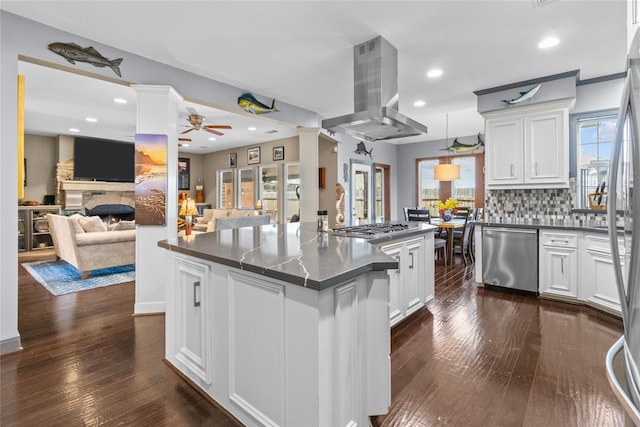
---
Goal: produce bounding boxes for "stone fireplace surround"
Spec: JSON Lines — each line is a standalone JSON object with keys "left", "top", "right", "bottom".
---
{"left": 60, "top": 180, "right": 134, "bottom": 213}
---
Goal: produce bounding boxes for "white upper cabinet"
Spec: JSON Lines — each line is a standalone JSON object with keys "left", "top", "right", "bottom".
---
{"left": 484, "top": 100, "right": 572, "bottom": 189}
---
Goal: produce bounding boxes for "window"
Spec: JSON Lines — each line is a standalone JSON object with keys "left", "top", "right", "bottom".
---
{"left": 284, "top": 163, "right": 300, "bottom": 222}
{"left": 451, "top": 156, "right": 476, "bottom": 209}
{"left": 577, "top": 114, "right": 616, "bottom": 208}
{"left": 218, "top": 170, "right": 234, "bottom": 209}
{"left": 417, "top": 159, "right": 439, "bottom": 215}
{"left": 417, "top": 154, "right": 484, "bottom": 215}
{"left": 259, "top": 165, "right": 278, "bottom": 211}
{"left": 238, "top": 168, "right": 254, "bottom": 209}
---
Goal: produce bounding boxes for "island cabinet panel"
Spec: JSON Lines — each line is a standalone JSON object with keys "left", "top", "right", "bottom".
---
{"left": 228, "top": 272, "right": 285, "bottom": 426}
{"left": 579, "top": 234, "right": 623, "bottom": 315}
{"left": 483, "top": 99, "right": 571, "bottom": 189}
{"left": 172, "top": 257, "right": 212, "bottom": 386}
{"left": 378, "top": 234, "right": 433, "bottom": 328}
{"left": 165, "top": 253, "right": 391, "bottom": 427}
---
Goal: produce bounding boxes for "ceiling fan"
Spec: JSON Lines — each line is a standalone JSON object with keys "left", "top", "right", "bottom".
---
{"left": 181, "top": 107, "right": 231, "bottom": 136}
{"left": 178, "top": 137, "right": 191, "bottom": 147}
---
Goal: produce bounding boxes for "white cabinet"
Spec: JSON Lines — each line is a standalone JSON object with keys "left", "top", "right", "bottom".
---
{"left": 484, "top": 100, "right": 572, "bottom": 189}
{"left": 539, "top": 231, "right": 578, "bottom": 299}
{"left": 579, "top": 233, "right": 623, "bottom": 315}
{"left": 172, "top": 256, "right": 212, "bottom": 386}
{"left": 485, "top": 117, "right": 523, "bottom": 185}
{"left": 379, "top": 234, "right": 433, "bottom": 327}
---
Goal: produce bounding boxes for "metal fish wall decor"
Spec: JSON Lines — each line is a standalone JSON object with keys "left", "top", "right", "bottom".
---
{"left": 502, "top": 84, "right": 541, "bottom": 106}
{"left": 47, "top": 42, "right": 123, "bottom": 77}
{"left": 238, "top": 93, "right": 279, "bottom": 114}
{"left": 354, "top": 141, "right": 373, "bottom": 158}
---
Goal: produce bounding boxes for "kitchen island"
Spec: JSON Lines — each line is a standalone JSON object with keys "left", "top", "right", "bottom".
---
{"left": 158, "top": 221, "right": 435, "bottom": 427}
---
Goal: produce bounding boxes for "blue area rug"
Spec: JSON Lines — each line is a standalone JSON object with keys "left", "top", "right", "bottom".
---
{"left": 22, "top": 260, "right": 135, "bottom": 296}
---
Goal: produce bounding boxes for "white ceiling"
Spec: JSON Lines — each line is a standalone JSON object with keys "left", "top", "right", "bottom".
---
{"left": 4, "top": 1, "right": 629, "bottom": 152}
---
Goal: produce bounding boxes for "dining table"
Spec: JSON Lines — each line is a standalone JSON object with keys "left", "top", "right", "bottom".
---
{"left": 430, "top": 218, "right": 466, "bottom": 265}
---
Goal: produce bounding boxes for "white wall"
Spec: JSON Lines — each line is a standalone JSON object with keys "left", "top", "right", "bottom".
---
{"left": 574, "top": 78, "right": 624, "bottom": 114}
{"left": 23, "top": 135, "right": 57, "bottom": 203}
{"left": 334, "top": 133, "right": 399, "bottom": 223}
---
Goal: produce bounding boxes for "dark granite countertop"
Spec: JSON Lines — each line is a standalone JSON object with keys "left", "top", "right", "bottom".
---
{"left": 158, "top": 222, "right": 435, "bottom": 291}
{"left": 477, "top": 218, "right": 611, "bottom": 233}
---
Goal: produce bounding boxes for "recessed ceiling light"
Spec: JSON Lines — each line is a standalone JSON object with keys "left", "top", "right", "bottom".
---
{"left": 208, "top": 137, "right": 216, "bottom": 141}
{"left": 538, "top": 37, "right": 559, "bottom": 49}
{"left": 114, "top": 98, "right": 128, "bottom": 104}
{"left": 413, "top": 100, "right": 426, "bottom": 107}
{"left": 248, "top": 127, "right": 256, "bottom": 131}
{"left": 427, "top": 69, "right": 443, "bottom": 78}
{"left": 182, "top": 143, "right": 190, "bottom": 147}
{"left": 85, "top": 117, "right": 98, "bottom": 122}
{"left": 69, "top": 128, "right": 80, "bottom": 132}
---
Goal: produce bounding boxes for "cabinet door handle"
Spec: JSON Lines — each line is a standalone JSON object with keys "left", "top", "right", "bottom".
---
{"left": 409, "top": 252, "right": 414, "bottom": 269}
{"left": 561, "top": 258, "right": 564, "bottom": 274}
{"left": 193, "top": 281, "right": 201, "bottom": 307}
{"left": 535, "top": 162, "right": 539, "bottom": 176}
{"left": 510, "top": 164, "right": 515, "bottom": 177}
{"left": 395, "top": 255, "right": 401, "bottom": 274}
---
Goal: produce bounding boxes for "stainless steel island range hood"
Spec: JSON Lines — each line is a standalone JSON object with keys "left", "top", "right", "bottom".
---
{"left": 322, "top": 36, "right": 428, "bottom": 142}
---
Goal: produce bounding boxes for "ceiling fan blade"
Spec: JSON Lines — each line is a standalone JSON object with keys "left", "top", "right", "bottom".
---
{"left": 186, "top": 107, "right": 199, "bottom": 116}
{"left": 205, "top": 128, "right": 224, "bottom": 136}
{"left": 204, "top": 125, "right": 232, "bottom": 129}
{"left": 178, "top": 137, "right": 192, "bottom": 142}
{"left": 181, "top": 128, "right": 195, "bottom": 134}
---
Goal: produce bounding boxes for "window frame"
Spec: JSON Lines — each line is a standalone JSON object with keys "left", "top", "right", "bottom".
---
{"left": 415, "top": 153, "right": 484, "bottom": 214}
{"left": 569, "top": 108, "right": 618, "bottom": 209}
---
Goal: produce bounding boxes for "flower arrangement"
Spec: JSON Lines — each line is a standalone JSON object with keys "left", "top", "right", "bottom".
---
{"left": 433, "top": 198, "right": 459, "bottom": 211}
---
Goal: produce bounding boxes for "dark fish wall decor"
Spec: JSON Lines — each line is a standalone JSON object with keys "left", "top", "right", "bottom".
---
{"left": 354, "top": 141, "right": 373, "bottom": 158}
{"left": 47, "top": 42, "right": 123, "bottom": 77}
{"left": 237, "top": 92, "right": 279, "bottom": 114}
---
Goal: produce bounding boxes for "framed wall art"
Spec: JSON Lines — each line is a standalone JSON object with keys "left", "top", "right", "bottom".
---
{"left": 273, "top": 146, "right": 284, "bottom": 161}
{"left": 247, "top": 147, "right": 260, "bottom": 164}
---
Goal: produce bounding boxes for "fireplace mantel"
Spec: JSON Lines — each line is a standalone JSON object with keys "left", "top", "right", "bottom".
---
{"left": 61, "top": 180, "right": 135, "bottom": 211}
{"left": 61, "top": 180, "right": 135, "bottom": 192}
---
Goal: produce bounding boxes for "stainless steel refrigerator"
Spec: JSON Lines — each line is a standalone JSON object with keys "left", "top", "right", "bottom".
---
{"left": 606, "top": 28, "right": 640, "bottom": 426}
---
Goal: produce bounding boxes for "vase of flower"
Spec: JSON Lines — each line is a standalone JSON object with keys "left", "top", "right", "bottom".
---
{"left": 434, "top": 198, "right": 459, "bottom": 221}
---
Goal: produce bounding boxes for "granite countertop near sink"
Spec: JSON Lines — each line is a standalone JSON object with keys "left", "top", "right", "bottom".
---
{"left": 159, "top": 222, "right": 434, "bottom": 291}
{"left": 477, "top": 218, "right": 611, "bottom": 233}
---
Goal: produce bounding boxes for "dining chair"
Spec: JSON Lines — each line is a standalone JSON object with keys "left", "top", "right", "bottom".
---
{"left": 406, "top": 209, "right": 447, "bottom": 263}
{"left": 452, "top": 208, "right": 476, "bottom": 265}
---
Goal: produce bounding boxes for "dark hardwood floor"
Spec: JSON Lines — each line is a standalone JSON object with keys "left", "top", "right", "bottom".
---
{"left": 2, "top": 253, "right": 630, "bottom": 426}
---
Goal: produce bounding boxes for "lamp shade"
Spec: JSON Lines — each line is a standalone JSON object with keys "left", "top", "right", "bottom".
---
{"left": 434, "top": 163, "right": 460, "bottom": 181}
{"left": 180, "top": 198, "right": 198, "bottom": 216}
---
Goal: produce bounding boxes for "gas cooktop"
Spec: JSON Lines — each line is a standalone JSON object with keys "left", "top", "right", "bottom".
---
{"left": 331, "top": 223, "right": 412, "bottom": 238}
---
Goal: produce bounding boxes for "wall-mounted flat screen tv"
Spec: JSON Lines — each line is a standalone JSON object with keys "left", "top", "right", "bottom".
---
{"left": 73, "top": 137, "right": 135, "bottom": 182}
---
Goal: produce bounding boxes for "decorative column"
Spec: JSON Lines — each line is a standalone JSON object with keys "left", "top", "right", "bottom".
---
{"left": 131, "top": 85, "right": 183, "bottom": 315}
{"left": 297, "top": 127, "right": 321, "bottom": 222}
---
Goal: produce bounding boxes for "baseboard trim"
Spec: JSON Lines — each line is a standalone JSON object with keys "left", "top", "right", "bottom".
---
{"left": 1, "top": 335, "right": 22, "bottom": 354}
{"left": 133, "top": 301, "right": 165, "bottom": 315}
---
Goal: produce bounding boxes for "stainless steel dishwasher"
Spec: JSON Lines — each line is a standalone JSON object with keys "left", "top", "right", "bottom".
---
{"left": 482, "top": 227, "right": 538, "bottom": 293}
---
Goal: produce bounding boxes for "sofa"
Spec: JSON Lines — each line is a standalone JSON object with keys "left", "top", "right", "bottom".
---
{"left": 193, "top": 209, "right": 272, "bottom": 232}
{"left": 47, "top": 214, "right": 136, "bottom": 279}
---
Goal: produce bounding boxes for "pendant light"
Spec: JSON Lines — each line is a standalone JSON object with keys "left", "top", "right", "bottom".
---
{"left": 434, "top": 113, "right": 460, "bottom": 181}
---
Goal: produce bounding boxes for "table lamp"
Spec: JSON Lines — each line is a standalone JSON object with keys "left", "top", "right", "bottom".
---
{"left": 180, "top": 197, "right": 198, "bottom": 236}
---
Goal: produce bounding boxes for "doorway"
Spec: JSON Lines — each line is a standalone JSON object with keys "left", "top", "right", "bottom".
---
{"left": 350, "top": 160, "right": 373, "bottom": 225}
{"left": 374, "top": 163, "right": 390, "bottom": 222}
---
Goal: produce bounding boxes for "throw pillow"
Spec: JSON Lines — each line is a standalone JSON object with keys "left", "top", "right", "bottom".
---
{"left": 69, "top": 214, "right": 86, "bottom": 234}
{"left": 114, "top": 220, "right": 136, "bottom": 230}
{"left": 78, "top": 216, "right": 107, "bottom": 233}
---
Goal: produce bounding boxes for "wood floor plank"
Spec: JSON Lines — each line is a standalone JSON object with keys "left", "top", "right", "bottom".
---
{"left": 3, "top": 252, "right": 631, "bottom": 426}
